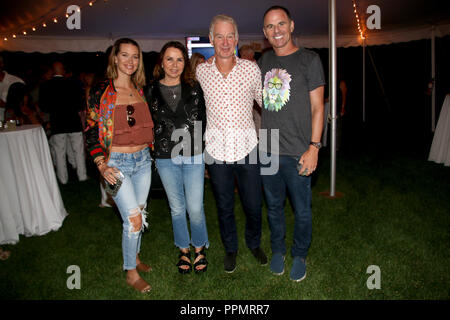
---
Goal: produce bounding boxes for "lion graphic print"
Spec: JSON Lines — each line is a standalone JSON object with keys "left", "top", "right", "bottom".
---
{"left": 263, "top": 68, "right": 292, "bottom": 112}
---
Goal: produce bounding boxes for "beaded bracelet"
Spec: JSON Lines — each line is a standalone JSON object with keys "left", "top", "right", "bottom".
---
{"left": 94, "top": 157, "right": 106, "bottom": 167}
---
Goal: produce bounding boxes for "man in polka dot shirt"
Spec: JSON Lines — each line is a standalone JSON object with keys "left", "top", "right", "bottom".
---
{"left": 196, "top": 14, "right": 267, "bottom": 273}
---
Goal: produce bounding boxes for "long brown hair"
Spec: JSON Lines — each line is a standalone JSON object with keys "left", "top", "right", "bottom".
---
{"left": 153, "top": 41, "right": 195, "bottom": 86}
{"left": 106, "top": 38, "right": 146, "bottom": 88}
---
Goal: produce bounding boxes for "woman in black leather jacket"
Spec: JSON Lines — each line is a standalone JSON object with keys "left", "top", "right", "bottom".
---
{"left": 145, "top": 41, "right": 209, "bottom": 274}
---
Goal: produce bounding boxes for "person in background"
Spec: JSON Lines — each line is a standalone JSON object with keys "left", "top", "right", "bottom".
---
{"left": 239, "top": 44, "right": 262, "bottom": 138}
{"left": 5, "top": 84, "right": 44, "bottom": 126}
{"left": 85, "top": 38, "right": 154, "bottom": 293}
{"left": 4, "top": 82, "right": 26, "bottom": 123}
{"left": 239, "top": 44, "right": 255, "bottom": 61}
{"left": 21, "top": 93, "right": 45, "bottom": 125}
{"left": 190, "top": 53, "right": 205, "bottom": 79}
{"left": 80, "top": 72, "right": 96, "bottom": 130}
{"left": 81, "top": 71, "right": 114, "bottom": 208}
{"left": 145, "top": 41, "right": 209, "bottom": 274}
{"left": 30, "top": 66, "right": 53, "bottom": 135}
{"left": 324, "top": 75, "right": 347, "bottom": 150}
{"left": 189, "top": 52, "right": 210, "bottom": 179}
{"left": 39, "top": 61, "right": 88, "bottom": 184}
{"left": 0, "top": 53, "right": 25, "bottom": 122}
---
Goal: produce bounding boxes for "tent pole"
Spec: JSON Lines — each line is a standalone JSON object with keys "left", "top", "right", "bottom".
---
{"left": 431, "top": 25, "right": 436, "bottom": 132}
{"left": 329, "top": 0, "right": 337, "bottom": 197}
{"left": 363, "top": 37, "right": 366, "bottom": 122}
{"left": 367, "top": 47, "right": 391, "bottom": 112}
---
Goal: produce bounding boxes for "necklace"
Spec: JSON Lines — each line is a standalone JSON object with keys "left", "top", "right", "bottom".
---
{"left": 169, "top": 87, "right": 177, "bottom": 100}
{"left": 160, "top": 81, "right": 180, "bottom": 100}
{"left": 113, "top": 81, "right": 135, "bottom": 99}
{"left": 217, "top": 65, "right": 230, "bottom": 79}
{"left": 216, "top": 58, "right": 235, "bottom": 79}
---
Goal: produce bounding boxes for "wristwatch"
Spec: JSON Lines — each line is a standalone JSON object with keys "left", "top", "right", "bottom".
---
{"left": 310, "top": 141, "right": 322, "bottom": 150}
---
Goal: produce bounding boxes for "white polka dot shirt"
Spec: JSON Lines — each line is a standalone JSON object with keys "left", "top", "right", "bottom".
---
{"left": 196, "top": 57, "right": 262, "bottom": 162}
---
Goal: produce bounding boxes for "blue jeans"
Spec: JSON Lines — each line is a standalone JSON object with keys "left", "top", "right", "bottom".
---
{"left": 261, "top": 154, "right": 312, "bottom": 259}
{"left": 156, "top": 154, "right": 209, "bottom": 249}
{"left": 206, "top": 150, "right": 262, "bottom": 253}
{"left": 107, "top": 147, "right": 152, "bottom": 270}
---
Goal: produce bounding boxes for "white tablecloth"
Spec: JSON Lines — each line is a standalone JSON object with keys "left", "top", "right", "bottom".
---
{"left": 0, "top": 124, "right": 68, "bottom": 244}
{"left": 429, "top": 94, "right": 450, "bottom": 166}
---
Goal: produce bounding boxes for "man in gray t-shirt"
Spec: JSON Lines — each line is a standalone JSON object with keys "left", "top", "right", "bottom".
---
{"left": 259, "top": 48, "right": 325, "bottom": 157}
{"left": 258, "top": 5, "right": 325, "bottom": 282}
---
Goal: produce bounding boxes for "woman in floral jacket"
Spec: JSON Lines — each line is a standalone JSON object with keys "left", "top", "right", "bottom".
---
{"left": 85, "top": 38, "right": 154, "bottom": 293}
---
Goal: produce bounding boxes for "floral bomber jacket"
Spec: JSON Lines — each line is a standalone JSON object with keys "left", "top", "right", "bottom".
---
{"left": 84, "top": 79, "right": 151, "bottom": 162}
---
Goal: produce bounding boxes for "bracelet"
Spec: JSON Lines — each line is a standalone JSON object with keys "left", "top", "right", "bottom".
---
{"left": 96, "top": 161, "right": 106, "bottom": 168}
{"left": 94, "top": 156, "right": 105, "bottom": 166}
{"left": 97, "top": 163, "right": 107, "bottom": 174}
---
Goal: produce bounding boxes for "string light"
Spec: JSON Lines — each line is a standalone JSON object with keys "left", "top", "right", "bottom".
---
{"left": 352, "top": 0, "right": 366, "bottom": 40}
{"left": 1, "top": 0, "right": 101, "bottom": 42}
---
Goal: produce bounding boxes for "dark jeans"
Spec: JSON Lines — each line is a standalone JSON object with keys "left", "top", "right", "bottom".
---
{"left": 207, "top": 151, "right": 262, "bottom": 253}
{"left": 261, "top": 154, "right": 312, "bottom": 259}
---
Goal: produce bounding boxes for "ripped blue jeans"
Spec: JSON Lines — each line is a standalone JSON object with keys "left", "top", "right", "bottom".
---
{"left": 107, "top": 147, "right": 152, "bottom": 270}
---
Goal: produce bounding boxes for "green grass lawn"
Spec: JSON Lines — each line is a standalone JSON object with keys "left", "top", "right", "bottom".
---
{"left": 1, "top": 150, "right": 449, "bottom": 300}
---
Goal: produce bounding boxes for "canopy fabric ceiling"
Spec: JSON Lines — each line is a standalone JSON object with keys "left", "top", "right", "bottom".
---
{"left": 1, "top": 0, "right": 449, "bottom": 52}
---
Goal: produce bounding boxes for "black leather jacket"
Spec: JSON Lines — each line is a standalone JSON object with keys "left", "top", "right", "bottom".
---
{"left": 144, "top": 81, "right": 206, "bottom": 159}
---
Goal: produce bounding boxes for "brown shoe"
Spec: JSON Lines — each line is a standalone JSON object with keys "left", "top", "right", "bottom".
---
{"left": 136, "top": 262, "right": 152, "bottom": 273}
{"left": 127, "top": 277, "right": 151, "bottom": 293}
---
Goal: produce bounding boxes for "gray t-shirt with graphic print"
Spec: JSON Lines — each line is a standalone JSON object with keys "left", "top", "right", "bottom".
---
{"left": 258, "top": 48, "right": 325, "bottom": 157}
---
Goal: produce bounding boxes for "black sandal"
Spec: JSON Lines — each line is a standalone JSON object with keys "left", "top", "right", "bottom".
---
{"left": 176, "top": 250, "right": 192, "bottom": 274}
{"left": 194, "top": 247, "right": 208, "bottom": 274}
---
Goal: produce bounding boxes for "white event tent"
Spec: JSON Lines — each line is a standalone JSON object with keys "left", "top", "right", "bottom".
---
{"left": 1, "top": 0, "right": 449, "bottom": 52}
{"left": 1, "top": 0, "right": 449, "bottom": 195}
